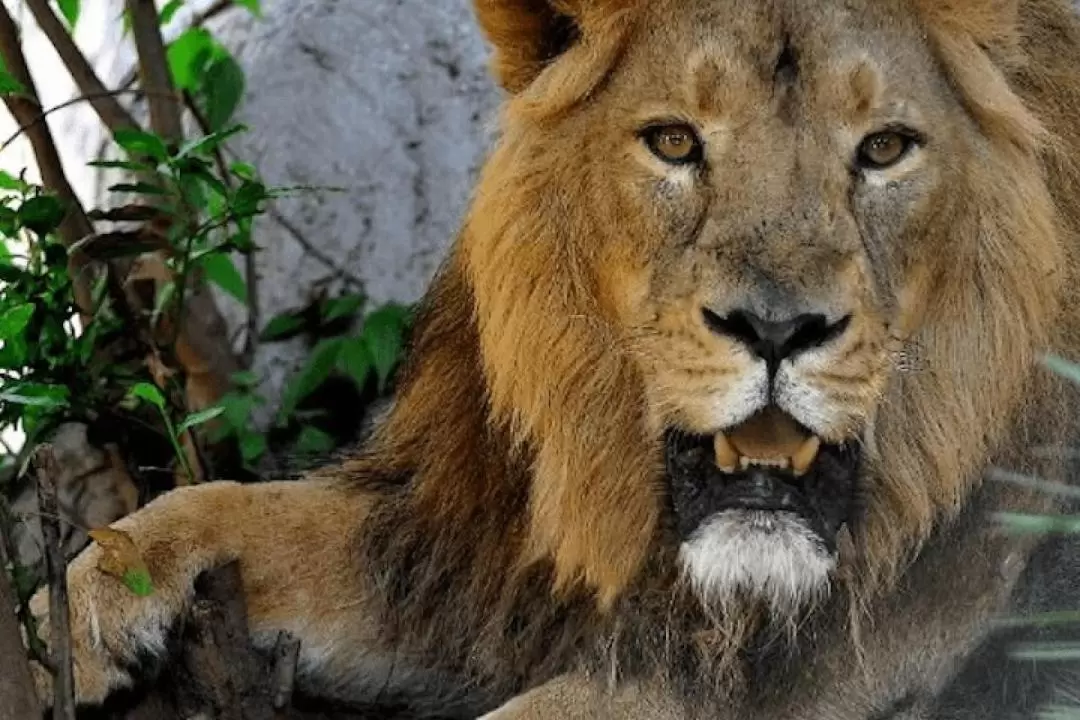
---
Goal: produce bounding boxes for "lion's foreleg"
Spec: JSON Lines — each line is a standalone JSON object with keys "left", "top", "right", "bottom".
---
{"left": 27, "top": 479, "right": 380, "bottom": 707}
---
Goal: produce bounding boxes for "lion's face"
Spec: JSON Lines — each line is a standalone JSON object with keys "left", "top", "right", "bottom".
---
{"left": 465, "top": 0, "right": 1062, "bottom": 611}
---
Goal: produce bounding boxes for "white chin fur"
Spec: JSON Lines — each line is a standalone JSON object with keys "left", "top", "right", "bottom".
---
{"left": 679, "top": 510, "right": 836, "bottom": 613}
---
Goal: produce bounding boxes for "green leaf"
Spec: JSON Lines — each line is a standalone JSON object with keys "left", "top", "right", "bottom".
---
{"left": 128, "top": 382, "right": 166, "bottom": 410}
{"left": 232, "top": 179, "right": 268, "bottom": 216}
{"left": 176, "top": 123, "right": 247, "bottom": 160}
{"left": 362, "top": 305, "right": 409, "bottom": 391}
{"left": 0, "top": 57, "right": 25, "bottom": 96}
{"left": 239, "top": 430, "right": 267, "bottom": 464}
{"left": 122, "top": 568, "right": 154, "bottom": 597}
{"left": 338, "top": 337, "right": 371, "bottom": 391}
{"left": 55, "top": 0, "right": 81, "bottom": 29}
{"left": 260, "top": 312, "right": 307, "bottom": 342}
{"left": 159, "top": 0, "right": 185, "bottom": 25}
{"left": 176, "top": 406, "right": 226, "bottom": 434}
{"left": 230, "top": 161, "right": 257, "bottom": 181}
{"left": 107, "top": 182, "right": 168, "bottom": 196}
{"left": 113, "top": 128, "right": 169, "bottom": 161}
{"left": 203, "top": 54, "right": 245, "bottom": 131}
{"left": 0, "top": 170, "right": 29, "bottom": 192}
{"left": 151, "top": 280, "right": 176, "bottom": 327}
{"left": 0, "top": 383, "right": 69, "bottom": 409}
{"left": 995, "top": 511, "right": 1080, "bottom": 535}
{"left": 234, "top": 0, "right": 262, "bottom": 16}
{"left": 166, "top": 28, "right": 215, "bottom": 92}
{"left": 200, "top": 253, "right": 247, "bottom": 303}
{"left": 1043, "top": 354, "right": 1080, "bottom": 386}
{"left": 87, "top": 159, "right": 152, "bottom": 171}
{"left": 279, "top": 338, "right": 344, "bottom": 418}
{"left": 322, "top": 293, "right": 365, "bottom": 323}
{"left": 18, "top": 195, "right": 66, "bottom": 236}
{"left": 231, "top": 370, "right": 259, "bottom": 388}
{"left": 0, "top": 303, "right": 34, "bottom": 339}
{"left": 294, "top": 425, "right": 334, "bottom": 455}
{"left": 215, "top": 392, "right": 255, "bottom": 432}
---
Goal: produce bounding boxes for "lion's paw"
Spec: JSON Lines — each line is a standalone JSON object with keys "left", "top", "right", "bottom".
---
{"left": 27, "top": 540, "right": 186, "bottom": 708}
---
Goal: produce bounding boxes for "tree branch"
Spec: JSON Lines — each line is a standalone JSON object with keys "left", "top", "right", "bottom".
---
{"left": 23, "top": 0, "right": 139, "bottom": 134}
{"left": 0, "top": 500, "right": 42, "bottom": 720}
{"left": 126, "top": 0, "right": 183, "bottom": 142}
{"left": 34, "top": 445, "right": 76, "bottom": 720}
{"left": 0, "top": 4, "right": 94, "bottom": 317}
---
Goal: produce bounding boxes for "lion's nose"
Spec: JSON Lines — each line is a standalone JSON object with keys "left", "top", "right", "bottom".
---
{"left": 702, "top": 308, "right": 850, "bottom": 372}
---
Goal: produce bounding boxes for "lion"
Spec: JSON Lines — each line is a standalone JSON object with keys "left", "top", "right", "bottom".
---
{"left": 27, "top": 0, "right": 1080, "bottom": 718}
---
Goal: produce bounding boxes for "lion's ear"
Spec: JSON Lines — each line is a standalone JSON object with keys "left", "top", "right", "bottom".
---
{"left": 473, "top": 0, "right": 636, "bottom": 93}
{"left": 916, "top": 0, "right": 1045, "bottom": 151}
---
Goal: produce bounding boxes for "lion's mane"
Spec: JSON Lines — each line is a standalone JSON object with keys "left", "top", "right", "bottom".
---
{"left": 333, "top": 0, "right": 1080, "bottom": 710}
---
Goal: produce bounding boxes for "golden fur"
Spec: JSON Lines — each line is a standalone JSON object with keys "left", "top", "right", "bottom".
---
{"left": 29, "top": 0, "right": 1080, "bottom": 717}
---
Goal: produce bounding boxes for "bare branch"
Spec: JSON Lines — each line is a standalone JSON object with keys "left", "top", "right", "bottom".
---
{"left": 126, "top": 0, "right": 183, "bottom": 142}
{"left": 34, "top": 445, "right": 76, "bottom": 720}
{"left": 0, "top": 4, "right": 94, "bottom": 317}
{"left": 23, "top": 0, "right": 139, "bottom": 133}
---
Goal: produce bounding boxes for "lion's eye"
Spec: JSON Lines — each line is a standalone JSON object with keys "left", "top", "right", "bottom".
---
{"left": 856, "top": 130, "right": 917, "bottom": 170}
{"left": 642, "top": 124, "right": 703, "bottom": 165}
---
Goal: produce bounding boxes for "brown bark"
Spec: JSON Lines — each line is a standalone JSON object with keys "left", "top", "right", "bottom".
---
{"left": 0, "top": 509, "right": 42, "bottom": 720}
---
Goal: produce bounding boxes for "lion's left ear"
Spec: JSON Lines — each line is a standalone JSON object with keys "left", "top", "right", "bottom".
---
{"left": 916, "top": 0, "right": 1045, "bottom": 151}
{"left": 473, "top": 0, "right": 638, "bottom": 94}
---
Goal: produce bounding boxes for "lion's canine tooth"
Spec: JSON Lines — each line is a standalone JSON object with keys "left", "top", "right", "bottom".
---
{"left": 714, "top": 433, "right": 740, "bottom": 472}
{"left": 791, "top": 436, "right": 822, "bottom": 477}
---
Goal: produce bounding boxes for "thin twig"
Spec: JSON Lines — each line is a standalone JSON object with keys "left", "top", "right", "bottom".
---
{"left": 126, "top": 0, "right": 183, "bottom": 143}
{"left": 33, "top": 445, "right": 76, "bottom": 720}
{"left": 194, "top": 0, "right": 236, "bottom": 26}
{"left": 0, "top": 89, "right": 175, "bottom": 153}
{"left": 0, "top": 4, "right": 94, "bottom": 318}
{"left": 24, "top": 0, "right": 139, "bottom": 133}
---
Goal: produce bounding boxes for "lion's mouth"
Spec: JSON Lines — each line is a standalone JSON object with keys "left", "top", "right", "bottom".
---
{"left": 664, "top": 407, "right": 861, "bottom": 551}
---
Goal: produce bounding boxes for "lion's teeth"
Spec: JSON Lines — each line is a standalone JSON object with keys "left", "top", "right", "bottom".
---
{"left": 791, "top": 436, "right": 822, "bottom": 477}
{"left": 734, "top": 455, "right": 790, "bottom": 470}
{"left": 744, "top": 457, "right": 790, "bottom": 469}
{"left": 714, "top": 433, "right": 740, "bottom": 472}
